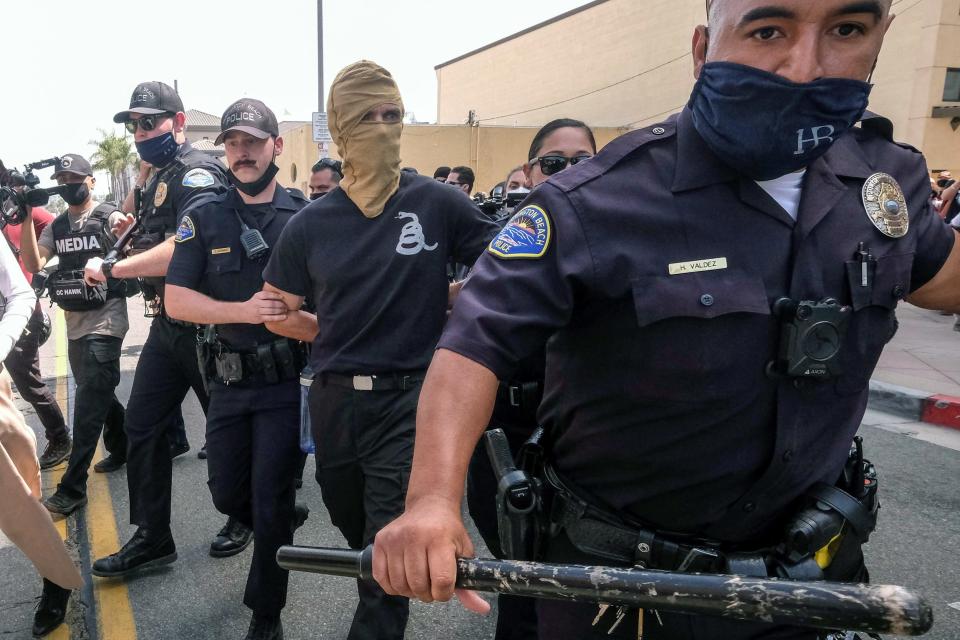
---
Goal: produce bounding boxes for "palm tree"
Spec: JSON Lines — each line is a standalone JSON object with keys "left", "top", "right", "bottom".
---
{"left": 89, "top": 129, "right": 138, "bottom": 202}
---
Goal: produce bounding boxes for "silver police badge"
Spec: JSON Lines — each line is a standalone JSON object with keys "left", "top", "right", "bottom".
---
{"left": 861, "top": 173, "right": 909, "bottom": 238}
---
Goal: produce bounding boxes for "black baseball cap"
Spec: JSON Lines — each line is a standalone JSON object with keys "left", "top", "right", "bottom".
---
{"left": 113, "top": 81, "right": 184, "bottom": 123}
{"left": 215, "top": 99, "right": 279, "bottom": 145}
{"left": 51, "top": 154, "right": 93, "bottom": 181}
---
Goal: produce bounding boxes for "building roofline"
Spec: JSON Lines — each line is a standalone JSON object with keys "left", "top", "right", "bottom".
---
{"left": 434, "top": 0, "right": 611, "bottom": 70}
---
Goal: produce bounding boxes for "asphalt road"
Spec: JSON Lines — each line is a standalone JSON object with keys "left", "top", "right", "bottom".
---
{"left": 1, "top": 302, "right": 958, "bottom": 639}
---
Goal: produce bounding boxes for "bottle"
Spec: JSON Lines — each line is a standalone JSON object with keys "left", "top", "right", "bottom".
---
{"left": 299, "top": 364, "right": 315, "bottom": 454}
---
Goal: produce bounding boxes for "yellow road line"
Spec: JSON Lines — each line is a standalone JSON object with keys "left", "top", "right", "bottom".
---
{"left": 46, "top": 308, "right": 137, "bottom": 639}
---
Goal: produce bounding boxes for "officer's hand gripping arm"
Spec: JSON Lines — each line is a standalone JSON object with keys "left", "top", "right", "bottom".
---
{"left": 261, "top": 282, "right": 318, "bottom": 343}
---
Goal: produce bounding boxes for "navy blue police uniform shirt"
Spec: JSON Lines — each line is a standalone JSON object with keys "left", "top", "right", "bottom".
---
{"left": 166, "top": 185, "right": 308, "bottom": 349}
{"left": 439, "top": 108, "right": 956, "bottom": 544}
{"left": 141, "top": 142, "right": 228, "bottom": 229}
{"left": 263, "top": 172, "right": 499, "bottom": 374}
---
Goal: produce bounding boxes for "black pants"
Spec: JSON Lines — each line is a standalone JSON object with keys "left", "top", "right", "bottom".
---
{"left": 206, "top": 381, "right": 301, "bottom": 616}
{"left": 4, "top": 311, "right": 67, "bottom": 442}
{"left": 125, "top": 316, "right": 208, "bottom": 531}
{"left": 467, "top": 406, "right": 539, "bottom": 640}
{"left": 57, "top": 334, "right": 125, "bottom": 498}
{"left": 309, "top": 379, "right": 418, "bottom": 640}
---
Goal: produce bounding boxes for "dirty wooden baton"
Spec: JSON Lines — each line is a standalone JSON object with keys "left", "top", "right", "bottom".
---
{"left": 276, "top": 545, "right": 933, "bottom": 636}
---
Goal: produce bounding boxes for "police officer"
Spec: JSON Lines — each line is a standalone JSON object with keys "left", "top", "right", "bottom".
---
{"left": 165, "top": 98, "right": 309, "bottom": 640}
{"left": 374, "top": 1, "right": 960, "bottom": 638}
{"left": 17, "top": 154, "right": 129, "bottom": 516}
{"left": 464, "top": 118, "right": 597, "bottom": 640}
{"left": 87, "top": 82, "right": 250, "bottom": 578}
{"left": 263, "top": 61, "right": 498, "bottom": 640}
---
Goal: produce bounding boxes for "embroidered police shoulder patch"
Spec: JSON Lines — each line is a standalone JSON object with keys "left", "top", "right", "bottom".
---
{"left": 175, "top": 216, "right": 196, "bottom": 243}
{"left": 182, "top": 168, "right": 215, "bottom": 188}
{"left": 488, "top": 205, "right": 552, "bottom": 259}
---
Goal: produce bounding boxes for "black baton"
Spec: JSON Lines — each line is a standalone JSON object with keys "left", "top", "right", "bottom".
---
{"left": 276, "top": 545, "right": 933, "bottom": 636}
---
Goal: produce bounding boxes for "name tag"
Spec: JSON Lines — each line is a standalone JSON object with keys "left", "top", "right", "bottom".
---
{"left": 211, "top": 247, "right": 231, "bottom": 255}
{"left": 668, "top": 257, "right": 728, "bottom": 275}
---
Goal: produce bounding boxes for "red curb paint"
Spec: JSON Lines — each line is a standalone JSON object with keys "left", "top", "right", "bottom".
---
{"left": 920, "top": 394, "right": 960, "bottom": 430}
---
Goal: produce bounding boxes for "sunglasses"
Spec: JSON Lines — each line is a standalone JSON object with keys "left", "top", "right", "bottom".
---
{"left": 124, "top": 113, "right": 173, "bottom": 134}
{"left": 530, "top": 154, "right": 593, "bottom": 176}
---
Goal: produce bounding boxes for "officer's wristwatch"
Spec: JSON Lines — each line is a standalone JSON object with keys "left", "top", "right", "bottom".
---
{"left": 101, "top": 257, "right": 117, "bottom": 278}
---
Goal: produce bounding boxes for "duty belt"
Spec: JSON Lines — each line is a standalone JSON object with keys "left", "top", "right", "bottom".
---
{"left": 320, "top": 371, "right": 425, "bottom": 392}
{"left": 546, "top": 465, "right": 737, "bottom": 574}
{"left": 496, "top": 380, "right": 543, "bottom": 412}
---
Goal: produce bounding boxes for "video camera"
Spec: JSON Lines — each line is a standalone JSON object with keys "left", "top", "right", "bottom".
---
{"left": 0, "top": 157, "right": 66, "bottom": 226}
{"left": 472, "top": 191, "right": 528, "bottom": 220}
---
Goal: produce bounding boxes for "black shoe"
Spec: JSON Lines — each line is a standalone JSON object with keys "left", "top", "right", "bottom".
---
{"left": 38, "top": 436, "right": 72, "bottom": 470}
{"left": 43, "top": 490, "right": 86, "bottom": 516}
{"left": 91, "top": 528, "right": 177, "bottom": 577}
{"left": 93, "top": 454, "right": 125, "bottom": 473}
{"left": 244, "top": 614, "right": 283, "bottom": 640}
{"left": 210, "top": 518, "right": 253, "bottom": 558}
{"left": 197, "top": 444, "right": 207, "bottom": 460}
{"left": 32, "top": 578, "right": 70, "bottom": 637}
{"left": 169, "top": 441, "right": 190, "bottom": 459}
{"left": 294, "top": 504, "right": 309, "bottom": 530}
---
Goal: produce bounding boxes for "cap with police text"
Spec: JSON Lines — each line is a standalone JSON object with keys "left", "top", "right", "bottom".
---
{"left": 215, "top": 99, "right": 279, "bottom": 145}
{"left": 113, "top": 81, "right": 184, "bottom": 123}
{"left": 51, "top": 154, "right": 93, "bottom": 181}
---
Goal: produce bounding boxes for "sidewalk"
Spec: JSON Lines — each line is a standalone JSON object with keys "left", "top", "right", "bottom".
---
{"left": 868, "top": 303, "right": 960, "bottom": 429}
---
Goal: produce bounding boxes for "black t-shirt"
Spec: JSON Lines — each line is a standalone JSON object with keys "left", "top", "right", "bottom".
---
{"left": 263, "top": 172, "right": 498, "bottom": 373}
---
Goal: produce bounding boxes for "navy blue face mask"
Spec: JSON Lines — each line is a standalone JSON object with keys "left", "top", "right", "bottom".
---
{"left": 135, "top": 132, "right": 180, "bottom": 168}
{"left": 688, "top": 62, "right": 872, "bottom": 181}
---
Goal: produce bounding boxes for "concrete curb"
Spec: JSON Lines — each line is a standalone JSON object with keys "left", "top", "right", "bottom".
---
{"left": 868, "top": 379, "right": 960, "bottom": 430}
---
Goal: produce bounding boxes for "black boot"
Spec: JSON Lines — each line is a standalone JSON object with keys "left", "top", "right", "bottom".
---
{"left": 244, "top": 614, "right": 283, "bottom": 640}
{"left": 210, "top": 517, "right": 253, "bottom": 558}
{"left": 38, "top": 436, "right": 72, "bottom": 470}
{"left": 93, "top": 453, "right": 125, "bottom": 473}
{"left": 32, "top": 579, "right": 70, "bottom": 637}
{"left": 91, "top": 528, "right": 177, "bottom": 577}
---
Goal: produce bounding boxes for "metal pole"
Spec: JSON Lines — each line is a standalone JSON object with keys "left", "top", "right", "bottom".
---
{"left": 317, "top": 0, "right": 324, "bottom": 112}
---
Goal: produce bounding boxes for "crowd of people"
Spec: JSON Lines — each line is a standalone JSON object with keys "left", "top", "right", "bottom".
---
{"left": 0, "top": 1, "right": 959, "bottom": 640}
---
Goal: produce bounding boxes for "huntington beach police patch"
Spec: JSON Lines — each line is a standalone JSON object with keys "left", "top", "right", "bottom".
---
{"left": 182, "top": 168, "right": 215, "bottom": 188}
{"left": 488, "top": 205, "right": 551, "bottom": 259}
{"left": 174, "top": 216, "right": 196, "bottom": 243}
{"left": 862, "top": 173, "right": 909, "bottom": 238}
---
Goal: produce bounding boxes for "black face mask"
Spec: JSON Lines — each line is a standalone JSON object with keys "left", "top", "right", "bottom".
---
{"left": 61, "top": 182, "right": 90, "bottom": 206}
{"left": 309, "top": 192, "right": 326, "bottom": 201}
{"left": 227, "top": 161, "right": 279, "bottom": 197}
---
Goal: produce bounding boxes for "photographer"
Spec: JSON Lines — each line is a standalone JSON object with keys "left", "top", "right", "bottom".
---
{"left": 18, "top": 154, "right": 129, "bottom": 517}
{"left": 938, "top": 174, "right": 960, "bottom": 224}
{"left": 0, "top": 168, "right": 69, "bottom": 469}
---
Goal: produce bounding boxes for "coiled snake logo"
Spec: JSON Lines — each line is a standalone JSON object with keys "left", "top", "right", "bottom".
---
{"left": 395, "top": 212, "right": 437, "bottom": 255}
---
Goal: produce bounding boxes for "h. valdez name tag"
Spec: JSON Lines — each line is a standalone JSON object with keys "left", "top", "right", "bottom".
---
{"left": 668, "top": 257, "right": 728, "bottom": 275}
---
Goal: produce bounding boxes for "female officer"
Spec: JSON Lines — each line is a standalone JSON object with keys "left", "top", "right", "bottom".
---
{"left": 465, "top": 118, "right": 596, "bottom": 640}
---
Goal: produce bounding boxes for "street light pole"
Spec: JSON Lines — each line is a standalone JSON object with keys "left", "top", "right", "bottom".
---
{"left": 317, "top": 0, "right": 324, "bottom": 112}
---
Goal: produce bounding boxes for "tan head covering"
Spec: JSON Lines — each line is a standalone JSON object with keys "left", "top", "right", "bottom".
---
{"left": 0, "top": 370, "right": 81, "bottom": 589}
{"left": 328, "top": 61, "right": 404, "bottom": 218}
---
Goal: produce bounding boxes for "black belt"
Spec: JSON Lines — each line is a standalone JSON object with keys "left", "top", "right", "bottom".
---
{"left": 546, "top": 466, "right": 743, "bottom": 575}
{"left": 495, "top": 380, "right": 543, "bottom": 411}
{"left": 321, "top": 371, "right": 425, "bottom": 391}
{"left": 160, "top": 312, "right": 199, "bottom": 329}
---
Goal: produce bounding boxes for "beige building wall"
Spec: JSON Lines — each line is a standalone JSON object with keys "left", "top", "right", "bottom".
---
{"left": 275, "top": 123, "right": 625, "bottom": 197}
{"left": 435, "top": 0, "right": 960, "bottom": 172}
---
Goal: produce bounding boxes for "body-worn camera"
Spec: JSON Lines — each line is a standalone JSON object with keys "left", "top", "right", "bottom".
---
{"left": 0, "top": 158, "right": 66, "bottom": 226}
{"left": 768, "top": 297, "right": 851, "bottom": 379}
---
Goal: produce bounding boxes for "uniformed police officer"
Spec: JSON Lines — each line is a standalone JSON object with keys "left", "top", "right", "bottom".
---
{"left": 165, "top": 98, "right": 309, "bottom": 640}
{"left": 464, "top": 118, "right": 597, "bottom": 640}
{"left": 373, "top": 1, "right": 960, "bottom": 638}
{"left": 263, "top": 61, "right": 498, "bottom": 640}
{"left": 87, "top": 82, "right": 250, "bottom": 578}
{"left": 17, "top": 154, "right": 129, "bottom": 516}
